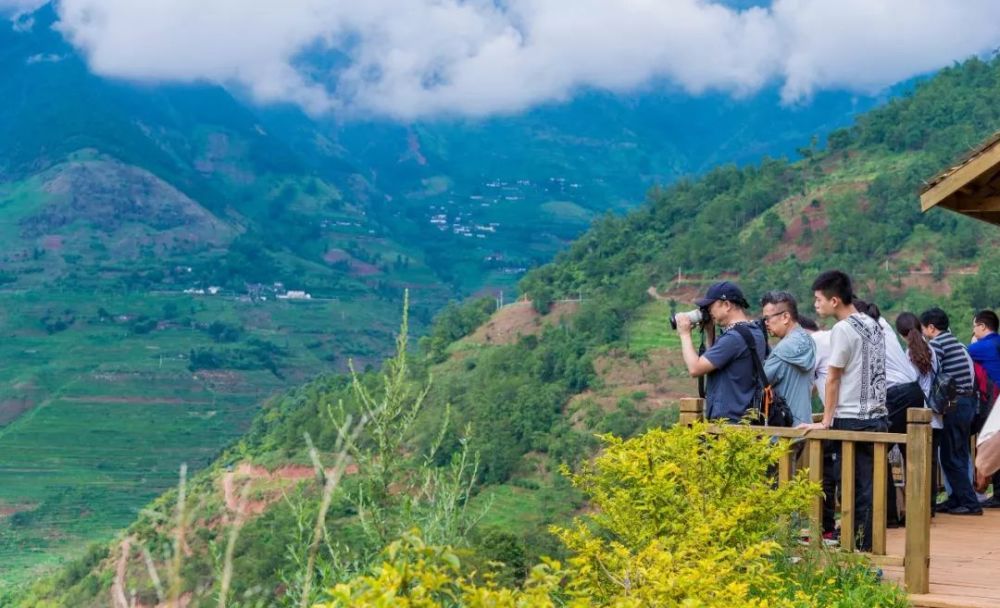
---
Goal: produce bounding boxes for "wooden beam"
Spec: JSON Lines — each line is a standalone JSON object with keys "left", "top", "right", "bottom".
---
{"left": 869, "top": 554, "right": 904, "bottom": 567}
{"left": 945, "top": 195, "right": 1000, "bottom": 213}
{"left": 706, "top": 424, "right": 906, "bottom": 444}
{"left": 921, "top": 141, "right": 1000, "bottom": 211}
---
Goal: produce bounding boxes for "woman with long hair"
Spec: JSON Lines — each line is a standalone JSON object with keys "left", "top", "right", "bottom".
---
{"left": 895, "top": 312, "right": 936, "bottom": 399}
{"left": 895, "top": 311, "right": 942, "bottom": 518}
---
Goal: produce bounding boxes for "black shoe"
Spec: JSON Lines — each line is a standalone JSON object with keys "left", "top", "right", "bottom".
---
{"left": 943, "top": 505, "right": 983, "bottom": 515}
{"left": 934, "top": 500, "right": 957, "bottom": 513}
{"left": 980, "top": 496, "right": 1000, "bottom": 509}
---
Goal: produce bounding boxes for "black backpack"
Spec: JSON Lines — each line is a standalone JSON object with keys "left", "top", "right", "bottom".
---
{"left": 733, "top": 325, "right": 793, "bottom": 427}
{"left": 927, "top": 359, "right": 959, "bottom": 416}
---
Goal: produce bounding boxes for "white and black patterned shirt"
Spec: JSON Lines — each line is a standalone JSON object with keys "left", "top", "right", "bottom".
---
{"left": 829, "top": 313, "right": 888, "bottom": 420}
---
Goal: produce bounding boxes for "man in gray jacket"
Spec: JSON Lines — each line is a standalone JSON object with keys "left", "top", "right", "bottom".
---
{"left": 761, "top": 291, "right": 817, "bottom": 427}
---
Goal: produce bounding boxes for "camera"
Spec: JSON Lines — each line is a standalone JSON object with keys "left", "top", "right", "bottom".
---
{"left": 669, "top": 308, "right": 706, "bottom": 330}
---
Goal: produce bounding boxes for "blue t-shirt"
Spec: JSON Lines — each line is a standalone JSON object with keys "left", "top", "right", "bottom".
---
{"left": 704, "top": 323, "right": 767, "bottom": 422}
{"left": 969, "top": 333, "right": 1000, "bottom": 384}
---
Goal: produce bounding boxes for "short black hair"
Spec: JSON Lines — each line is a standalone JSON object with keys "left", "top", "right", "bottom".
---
{"left": 975, "top": 310, "right": 999, "bottom": 333}
{"left": 798, "top": 316, "right": 819, "bottom": 331}
{"left": 811, "top": 270, "right": 854, "bottom": 305}
{"left": 920, "top": 307, "right": 950, "bottom": 332}
{"left": 760, "top": 290, "right": 799, "bottom": 321}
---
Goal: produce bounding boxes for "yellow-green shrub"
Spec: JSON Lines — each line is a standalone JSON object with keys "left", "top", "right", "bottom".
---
{"left": 318, "top": 423, "right": 909, "bottom": 607}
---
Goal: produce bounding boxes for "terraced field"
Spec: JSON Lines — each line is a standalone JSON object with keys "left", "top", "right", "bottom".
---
{"left": 0, "top": 289, "right": 416, "bottom": 584}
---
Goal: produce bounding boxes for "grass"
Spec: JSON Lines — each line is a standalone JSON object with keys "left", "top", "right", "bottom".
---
{"left": 473, "top": 480, "right": 581, "bottom": 533}
{"left": 626, "top": 301, "right": 681, "bottom": 355}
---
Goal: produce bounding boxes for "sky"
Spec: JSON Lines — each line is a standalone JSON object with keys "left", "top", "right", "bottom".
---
{"left": 6, "top": 0, "right": 1000, "bottom": 120}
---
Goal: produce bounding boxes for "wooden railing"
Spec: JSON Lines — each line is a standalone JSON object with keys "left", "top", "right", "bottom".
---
{"left": 679, "top": 398, "right": 933, "bottom": 594}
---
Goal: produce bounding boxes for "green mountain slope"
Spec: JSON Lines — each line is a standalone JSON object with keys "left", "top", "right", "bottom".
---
{"left": 0, "top": 5, "right": 910, "bottom": 584}
{"left": 0, "top": 8, "right": 456, "bottom": 582}
{"left": 15, "top": 53, "right": 1000, "bottom": 606}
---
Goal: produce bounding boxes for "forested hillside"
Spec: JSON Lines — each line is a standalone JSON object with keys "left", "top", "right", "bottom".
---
{"left": 14, "top": 53, "right": 1000, "bottom": 606}
{"left": 0, "top": 4, "right": 898, "bottom": 582}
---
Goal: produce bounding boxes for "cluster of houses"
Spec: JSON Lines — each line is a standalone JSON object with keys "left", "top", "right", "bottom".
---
{"left": 426, "top": 176, "right": 585, "bottom": 240}
{"left": 183, "top": 282, "right": 313, "bottom": 302}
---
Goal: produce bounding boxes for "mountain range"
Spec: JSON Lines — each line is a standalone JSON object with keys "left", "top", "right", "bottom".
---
{"left": 13, "top": 46, "right": 1000, "bottom": 606}
{"left": 0, "top": 3, "right": 952, "bottom": 593}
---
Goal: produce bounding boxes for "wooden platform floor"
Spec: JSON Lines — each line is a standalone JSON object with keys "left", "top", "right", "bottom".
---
{"left": 882, "top": 509, "right": 1000, "bottom": 608}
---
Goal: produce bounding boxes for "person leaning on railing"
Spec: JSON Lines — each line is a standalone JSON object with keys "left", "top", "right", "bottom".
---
{"left": 799, "top": 270, "right": 889, "bottom": 552}
{"left": 760, "top": 291, "right": 816, "bottom": 428}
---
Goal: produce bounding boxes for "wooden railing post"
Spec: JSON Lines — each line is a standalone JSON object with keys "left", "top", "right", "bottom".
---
{"left": 872, "top": 442, "right": 888, "bottom": 555}
{"left": 679, "top": 398, "right": 705, "bottom": 426}
{"left": 904, "top": 408, "right": 933, "bottom": 594}
{"left": 840, "top": 441, "right": 856, "bottom": 551}
{"left": 807, "top": 438, "right": 823, "bottom": 542}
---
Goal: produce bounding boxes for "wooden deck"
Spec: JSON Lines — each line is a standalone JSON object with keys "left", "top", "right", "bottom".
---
{"left": 883, "top": 509, "right": 1000, "bottom": 608}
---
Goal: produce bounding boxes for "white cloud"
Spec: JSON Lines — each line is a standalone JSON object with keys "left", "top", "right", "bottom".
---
{"left": 46, "top": 0, "right": 1000, "bottom": 120}
{"left": 0, "top": 0, "right": 43, "bottom": 10}
{"left": 0, "top": 0, "right": 44, "bottom": 18}
{"left": 26, "top": 52, "right": 65, "bottom": 64}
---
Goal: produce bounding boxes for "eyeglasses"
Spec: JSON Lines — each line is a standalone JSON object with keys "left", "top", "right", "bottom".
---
{"left": 761, "top": 310, "right": 790, "bottom": 324}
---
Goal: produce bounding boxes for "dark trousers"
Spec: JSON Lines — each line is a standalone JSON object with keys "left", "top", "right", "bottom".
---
{"left": 831, "top": 416, "right": 889, "bottom": 551}
{"left": 885, "top": 382, "right": 925, "bottom": 524}
{"left": 941, "top": 396, "right": 979, "bottom": 510}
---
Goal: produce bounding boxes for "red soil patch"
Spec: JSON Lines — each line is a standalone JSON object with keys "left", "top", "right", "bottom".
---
{"left": 0, "top": 502, "right": 35, "bottom": 518}
{"left": 350, "top": 260, "right": 381, "bottom": 276}
{"left": 0, "top": 398, "right": 33, "bottom": 425}
{"left": 567, "top": 347, "right": 693, "bottom": 429}
{"left": 766, "top": 181, "right": 866, "bottom": 263}
{"left": 467, "top": 300, "right": 580, "bottom": 346}
{"left": 406, "top": 130, "right": 428, "bottom": 166}
{"left": 324, "top": 248, "right": 350, "bottom": 263}
{"left": 41, "top": 235, "right": 63, "bottom": 251}
{"left": 61, "top": 396, "right": 211, "bottom": 405}
{"left": 221, "top": 462, "right": 359, "bottom": 516}
{"left": 324, "top": 248, "right": 381, "bottom": 276}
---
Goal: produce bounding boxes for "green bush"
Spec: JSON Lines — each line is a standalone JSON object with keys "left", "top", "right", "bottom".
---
{"left": 320, "top": 424, "right": 908, "bottom": 607}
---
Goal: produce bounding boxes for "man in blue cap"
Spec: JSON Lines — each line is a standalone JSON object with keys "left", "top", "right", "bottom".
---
{"left": 675, "top": 281, "right": 767, "bottom": 422}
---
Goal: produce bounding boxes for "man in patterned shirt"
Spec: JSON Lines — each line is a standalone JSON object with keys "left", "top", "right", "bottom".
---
{"left": 921, "top": 307, "right": 982, "bottom": 516}
{"left": 800, "top": 270, "right": 888, "bottom": 550}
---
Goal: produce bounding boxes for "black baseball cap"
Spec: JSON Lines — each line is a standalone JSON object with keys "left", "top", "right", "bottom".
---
{"left": 695, "top": 281, "right": 747, "bottom": 308}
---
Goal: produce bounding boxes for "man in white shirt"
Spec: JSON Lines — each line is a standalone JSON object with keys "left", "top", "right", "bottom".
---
{"left": 800, "top": 271, "right": 888, "bottom": 551}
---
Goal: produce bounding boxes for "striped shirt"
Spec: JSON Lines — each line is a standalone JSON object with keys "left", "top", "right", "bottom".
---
{"left": 929, "top": 331, "right": 974, "bottom": 393}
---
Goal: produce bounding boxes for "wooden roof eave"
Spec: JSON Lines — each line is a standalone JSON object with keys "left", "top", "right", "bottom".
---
{"left": 920, "top": 137, "right": 1000, "bottom": 214}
